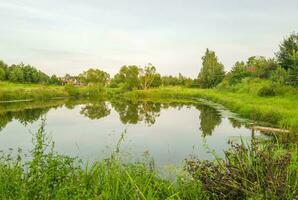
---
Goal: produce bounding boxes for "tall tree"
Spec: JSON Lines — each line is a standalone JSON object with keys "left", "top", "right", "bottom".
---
{"left": 198, "top": 49, "right": 225, "bottom": 88}
{"left": 79, "top": 68, "right": 110, "bottom": 86}
{"left": 0, "top": 60, "right": 8, "bottom": 80}
{"left": 139, "top": 63, "right": 159, "bottom": 89}
{"left": 112, "top": 65, "right": 140, "bottom": 90}
{"left": 276, "top": 33, "right": 298, "bottom": 70}
{"left": 288, "top": 51, "right": 298, "bottom": 85}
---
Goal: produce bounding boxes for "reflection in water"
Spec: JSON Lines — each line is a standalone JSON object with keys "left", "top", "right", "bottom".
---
{"left": 0, "top": 98, "right": 256, "bottom": 166}
{"left": 80, "top": 102, "right": 111, "bottom": 120}
{"left": 229, "top": 118, "right": 243, "bottom": 129}
{"left": 110, "top": 99, "right": 162, "bottom": 126}
{"left": 195, "top": 104, "right": 222, "bottom": 137}
{"left": 0, "top": 98, "right": 247, "bottom": 137}
{"left": 0, "top": 107, "right": 50, "bottom": 131}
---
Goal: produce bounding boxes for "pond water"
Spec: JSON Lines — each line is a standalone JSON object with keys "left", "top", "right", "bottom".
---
{"left": 0, "top": 98, "right": 261, "bottom": 167}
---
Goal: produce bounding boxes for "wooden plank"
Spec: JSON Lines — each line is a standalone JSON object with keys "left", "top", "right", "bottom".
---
{"left": 252, "top": 126, "right": 290, "bottom": 133}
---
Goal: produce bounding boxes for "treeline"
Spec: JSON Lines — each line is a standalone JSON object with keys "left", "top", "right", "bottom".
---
{"left": 0, "top": 62, "right": 61, "bottom": 85}
{"left": 197, "top": 32, "right": 298, "bottom": 89}
{"left": 0, "top": 33, "right": 297, "bottom": 90}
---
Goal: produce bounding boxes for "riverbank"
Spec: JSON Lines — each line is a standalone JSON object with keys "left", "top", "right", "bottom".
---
{"left": 125, "top": 81, "right": 298, "bottom": 133}
{"left": 0, "top": 82, "right": 68, "bottom": 101}
{"left": 2, "top": 80, "right": 298, "bottom": 133}
{"left": 0, "top": 82, "right": 108, "bottom": 101}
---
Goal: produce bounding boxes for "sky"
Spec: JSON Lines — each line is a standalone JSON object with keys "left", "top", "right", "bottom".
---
{"left": 0, "top": 0, "right": 297, "bottom": 77}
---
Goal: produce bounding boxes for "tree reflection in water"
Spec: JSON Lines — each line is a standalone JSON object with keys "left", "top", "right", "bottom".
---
{"left": 0, "top": 99, "right": 246, "bottom": 137}
{"left": 110, "top": 99, "right": 161, "bottom": 126}
{"left": 80, "top": 102, "right": 111, "bottom": 120}
{"left": 195, "top": 104, "right": 222, "bottom": 137}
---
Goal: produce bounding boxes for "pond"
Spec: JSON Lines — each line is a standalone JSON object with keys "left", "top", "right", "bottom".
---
{"left": 0, "top": 98, "right": 261, "bottom": 167}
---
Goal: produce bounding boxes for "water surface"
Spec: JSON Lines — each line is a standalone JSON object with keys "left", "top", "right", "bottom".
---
{"left": 0, "top": 98, "right": 259, "bottom": 166}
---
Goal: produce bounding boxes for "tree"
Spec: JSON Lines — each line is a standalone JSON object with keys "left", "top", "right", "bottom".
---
{"left": 246, "top": 56, "right": 278, "bottom": 79}
{"left": 139, "top": 64, "right": 160, "bottom": 89}
{"left": 0, "top": 68, "right": 5, "bottom": 81}
{"left": 79, "top": 68, "right": 110, "bottom": 86}
{"left": 49, "top": 75, "right": 62, "bottom": 85}
{"left": 198, "top": 49, "right": 225, "bottom": 88}
{"left": 8, "top": 65, "right": 24, "bottom": 82}
{"left": 226, "top": 61, "right": 250, "bottom": 85}
{"left": 0, "top": 60, "right": 8, "bottom": 80}
{"left": 112, "top": 65, "right": 140, "bottom": 90}
{"left": 288, "top": 51, "right": 298, "bottom": 85}
{"left": 276, "top": 33, "right": 298, "bottom": 70}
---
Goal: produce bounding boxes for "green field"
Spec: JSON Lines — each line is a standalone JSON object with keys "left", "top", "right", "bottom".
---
{"left": 0, "top": 82, "right": 68, "bottom": 101}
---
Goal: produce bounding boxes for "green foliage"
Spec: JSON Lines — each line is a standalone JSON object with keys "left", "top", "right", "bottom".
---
{"left": 247, "top": 56, "right": 279, "bottom": 79}
{"left": 271, "top": 66, "right": 289, "bottom": 84}
{"left": 139, "top": 64, "right": 161, "bottom": 89}
{"left": 276, "top": 32, "right": 298, "bottom": 70}
{"left": 198, "top": 49, "right": 225, "bottom": 88}
{"left": 49, "top": 75, "right": 62, "bottom": 85}
{"left": 79, "top": 68, "right": 110, "bottom": 86}
{"left": 0, "top": 68, "right": 5, "bottom": 81}
{"left": 258, "top": 85, "right": 277, "bottom": 97}
{"left": 186, "top": 139, "right": 298, "bottom": 200}
{"left": 3, "top": 63, "right": 51, "bottom": 84}
{"left": 112, "top": 65, "right": 141, "bottom": 90}
{"left": 226, "top": 61, "right": 251, "bottom": 85}
{"left": 288, "top": 51, "right": 298, "bottom": 86}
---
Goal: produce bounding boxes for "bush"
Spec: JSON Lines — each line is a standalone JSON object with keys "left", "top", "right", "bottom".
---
{"left": 258, "top": 85, "right": 277, "bottom": 97}
{"left": 186, "top": 139, "right": 298, "bottom": 200}
{"left": 64, "top": 84, "right": 80, "bottom": 98}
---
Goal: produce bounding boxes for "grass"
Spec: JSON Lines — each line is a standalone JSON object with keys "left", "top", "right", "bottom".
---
{"left": 0, "top": 82, "right": 68, "bottom": 101}
{"left": 125, "top": 79, "right": 298, "bottom": 133}
{"left": 0, "top": 82, "right": 108, "bottom": 101}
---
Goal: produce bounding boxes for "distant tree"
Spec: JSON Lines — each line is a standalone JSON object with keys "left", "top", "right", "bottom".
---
{"left": 276, "top": 33, "right": 298, "bottom": 70}
{"left": 8, "top": 65, "right": 24, "bottom": 82}
{"left": 226, "top": 61, "right": 250, "bottom": 85}
{"left": 288, "top": 51, "right": 298, "bottom": 85}
{"left": 198, "top": 49, "right": 225, "bottom": 88}
{"left": 151, "top": 73, "right": 162, "bottom": 87}
{"left": 79, "top": 68, "right": 110, "bottom": 86}
{"left": 271, "top": 66, "right": 288, "bottom": 85}
{"left": 246, "top": 56, "right": 278, "bottom": 79}
{"left": 49, "top": 75, "right": 62, "bottom": 85}
{"left": 0, "top": 68, "right": 5, "bottom": 81}
{"left": 139, "top": 64, "right": 160, "bottom": 89}
{"left": 112, "top": 65, "right": 140, "bottom": 90}
{"left": 0, "top": 60, "right": 8, "bottom": 80}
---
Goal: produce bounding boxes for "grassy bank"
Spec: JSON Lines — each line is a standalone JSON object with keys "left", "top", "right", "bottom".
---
{"left": 125, "top": 80, "right": 298, "bottom": 133}
{"left": 0, "top": 82, "right": 68, "bottom": 101}
{"left": 0, "top": 82, "right": 108, "bottom": 101}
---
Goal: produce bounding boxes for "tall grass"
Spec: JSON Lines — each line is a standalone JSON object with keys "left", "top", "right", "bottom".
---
{"left": 186, "top": 138, "right": 298, "bottom": 200}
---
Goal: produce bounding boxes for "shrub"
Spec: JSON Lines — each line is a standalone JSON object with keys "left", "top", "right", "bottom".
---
{"left": 186, "top": 139, "right": 298, "bottom": 200}
{"left": 258, "top": 85, "right": 277, "bottom": 97}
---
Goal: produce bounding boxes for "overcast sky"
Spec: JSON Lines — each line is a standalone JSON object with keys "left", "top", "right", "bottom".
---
{"left": 0, "top": 0, "right": 297, "bottom": 77}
